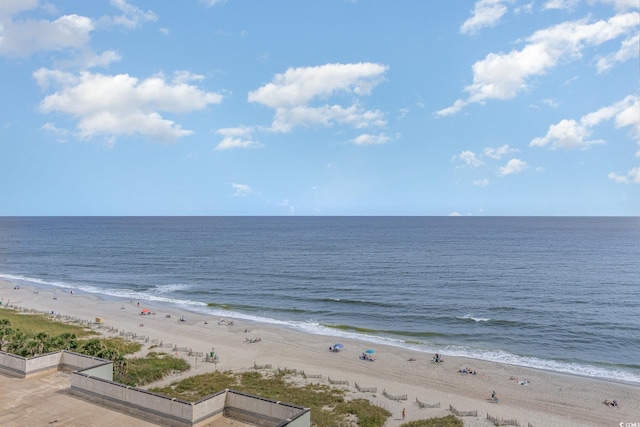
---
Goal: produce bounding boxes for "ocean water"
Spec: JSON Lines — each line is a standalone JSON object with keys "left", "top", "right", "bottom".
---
{"left": 0, "top": 216, "right": 638, "bottom": 383}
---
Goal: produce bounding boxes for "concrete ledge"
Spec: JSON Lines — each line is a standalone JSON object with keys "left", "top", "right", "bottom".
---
{"left": 1, "top": 350, "right": 310, "bottom": 427}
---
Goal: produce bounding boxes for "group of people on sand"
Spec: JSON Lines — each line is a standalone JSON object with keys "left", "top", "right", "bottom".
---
{"left": 360, "top": 352, "right": 375, "bottom": 361}
{"left": 603, "top": 399, "right": 619, "bottom": 407}
{"left": 458, "top": 367, "right": 477, "bottom": 375}
{"left": 432, "top": 353, "right": 444, "bottom": 363}
{"left": 245, "top": 337, "right": 261, "bottom": 343}
{"left": 509, "top": 376, "right": 529, "bottom": 385}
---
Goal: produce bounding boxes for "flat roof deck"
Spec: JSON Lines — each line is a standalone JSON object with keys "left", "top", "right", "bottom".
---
{"left": 0, "top": 371, "right": 255, "bottom": 427}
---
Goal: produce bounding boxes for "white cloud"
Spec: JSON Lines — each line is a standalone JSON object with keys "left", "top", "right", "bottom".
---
{"left": 271, "top": 104, "right": 386, "bottom": 133}
{"left": 351, "top": 133, "right": 390, "bottom": 146}
{"left": 543, "top": 0, "right": 580, "bottom": 10}
{"left": 461, "top": 0, "right": 511, "bottom": 35}
{"left": 499, "top": 158, "right": 528, "bottom": 176}
{"left": 438, "top": 12, "right": 639, "bottom": 115}
{"left": 531, "top": 95, "right": 639, "bottom": 149}
{"left": 530, "top": 119, "right": 596, "bottom": 149}
{"left": 248, "top": 63, "right": 388, "bottom": 133}
{"left": 35, "top": 69, "right": 223, "bottom": 143}
{"left": 596, "top": 33, "right": 639, "bottom": 73}
{"left": 249, "top": 63, "right": 387, "bottom": 108}
{"left": 40, "top": 122, "right": 71, "bottom": 143}
{"left": 514, "top": 2, "right": 534, "bottom": 14}
{"left": 597, "top": 0, "right": 640, "bottom": 11}
{"left": 473, "top": 178, "right": 490, "bottom": 186}
{"left": 110, "top": 0, "right": 157, "bottom": 29}
{"left": 215, "top": 127, "right": 262, "bottom": 150}
{"left": 202, "top": 0, "right": 227, "bottom": 7}
{"left": 0, "top": 0, "right": 39, "bottom": 18}
{"left": 0, "top": 14, "right": 93, "bottom": 57}
{"left": 608, "top": 167, "right": 640, "bottom": 184}
{"left": 277, "top": 199, "right": 296, "bottom": 215}
{"left": 456, "top": 150, "right": 484, "bottom": 167}
{"left": 484, "top": 144, "right": 517, "bottom": 159}
{"left": 546, "top": 0, "right": 638, "bottom": 11}
{"left": 231, "top": 183, "right": 253, "bottom": 197}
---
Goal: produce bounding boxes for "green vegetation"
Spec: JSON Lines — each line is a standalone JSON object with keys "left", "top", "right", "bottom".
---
{"left": 119, "top": 351, "right": 190, "bottom": 386}
{"left": 401, "top": 415, "right": 464, "bottom": 427}
{"left": 152, "top": 369, "right": 391, "bottom": 427}
{"left": 0, "top": 309, "right": 189, "bottom": 387}
{"left": 0, "top": 311, "right": 90, "bottom": 356}
{"left": 1, "top": 309, "right": 461, "bottom": 427}
{"left": 0, "top": 310, "right": 89, "bottom": 338}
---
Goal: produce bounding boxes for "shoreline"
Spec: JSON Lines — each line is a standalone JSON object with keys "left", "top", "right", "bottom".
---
{"left": 5, "top": 277, "right": 637, "bottom": 386}
{"left": 1, "top": 279, "right": 638, "bottom": 426}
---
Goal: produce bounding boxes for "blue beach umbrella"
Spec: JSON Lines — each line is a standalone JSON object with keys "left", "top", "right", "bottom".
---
{"left": 364, "top": 349, "right": 375, "bottom": 354}
{"left": 332, "top": 343, "right": 344, "bottom": 350}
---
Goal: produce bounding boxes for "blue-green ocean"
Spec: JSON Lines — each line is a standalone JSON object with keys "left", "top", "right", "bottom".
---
{"left": 0, "top": 216, "right": 638, "bottom": 383}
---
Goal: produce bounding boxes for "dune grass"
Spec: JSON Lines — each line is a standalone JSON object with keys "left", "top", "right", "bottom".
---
{"left": 0, "top": 309, "right": 90, "bottom": 337}
{"left": 152, "top": 369, "right": 391, "bottom": 427}
{"left": 401, "top": 415, "right": 464, "bottom": 427}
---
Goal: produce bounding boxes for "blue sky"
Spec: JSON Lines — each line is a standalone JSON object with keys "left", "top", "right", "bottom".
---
{"left": 1, "top": 0, "right": 638, "bottom": 216}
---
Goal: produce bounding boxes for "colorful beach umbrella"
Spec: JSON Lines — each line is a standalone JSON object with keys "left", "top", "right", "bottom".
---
{"left": 364, "top": 349, "right": 375, "bottom": 354}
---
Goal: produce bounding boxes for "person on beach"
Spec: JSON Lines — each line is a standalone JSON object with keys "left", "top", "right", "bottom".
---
{"left": 402, "top": 408, "right": 405, "bottom": 420}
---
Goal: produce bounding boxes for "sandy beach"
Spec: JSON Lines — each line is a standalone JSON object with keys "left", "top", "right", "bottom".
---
{"left": 1, "top": 280, "right": 637, "bottom": 427}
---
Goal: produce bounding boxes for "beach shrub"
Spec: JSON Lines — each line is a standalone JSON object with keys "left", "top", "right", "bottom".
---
{"left": 0, "top": 310, "right": 89, "bottom": 338}
{"left": 150, "top": 369, "right": 389, "bottom": 427}
{"left": 151, "top": 370, "right": 238, "bottom": 398}
{"left": 401, "top": 415, "right": 464, "bottom": 427}
{"left": 118, "top": 351, "right": 190, "bottom": 387}
{"left": 334, "top": 398, "right": 391, "bottom": 427}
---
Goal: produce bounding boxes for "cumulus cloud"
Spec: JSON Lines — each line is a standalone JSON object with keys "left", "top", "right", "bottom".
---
{"left": 110, "top": 0, "right": 157, "bottom": 29}
{"left": 498, "top": 158, "right": 528, "bottom": 176}
{"left": 455, "top": 145, "right": 517, "bottom": 168}
{"left": 215, "top": 127, "right": 262, "bottom": 150}
{"left": 0, "top": 0, "right": 38, "bottom": 17}
{"left": 0, "top": 0, "right": 157, "bottom": 68}
{"left": 231, "top": 183, "right": 254, "bottom": 197}
{"left": 531, "top": 94, "right": 639, "bottom": 149}
{"left": 609, "top": 167, "right": 640, "bottom": 184}
{"left": 35, "top": 69, "right": 223, "bottom": 143}
{"left": 248, "top": 62, "right": 388, "bottom": 133}
{"left": 598, "top": 0, "right": 640, "bottom": 11}
{"left": 461, "top": 0, "right": 511, "bottom": 35}
{"left": 543, "top": 0, "right": 580, "bottom": 10}
{"left": 484, "top": 144, "right": 517, "bottom": 159}
{"left": 456, "top": 150, "right": 485, "bottom": 167}
{"left": 351, "top": 133, "right": 390, "bottom": 146}
{"left": 0, "top": 13, "right": 93, "bottom": 57}
{"left": 596, "top": 33, "right": 639, "bottom": 73}
{"left": 454, "top": 145, "right": 525, "bottom": 183}
{"left": 437, "top": 11, "right": 639, "bottom": 116}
